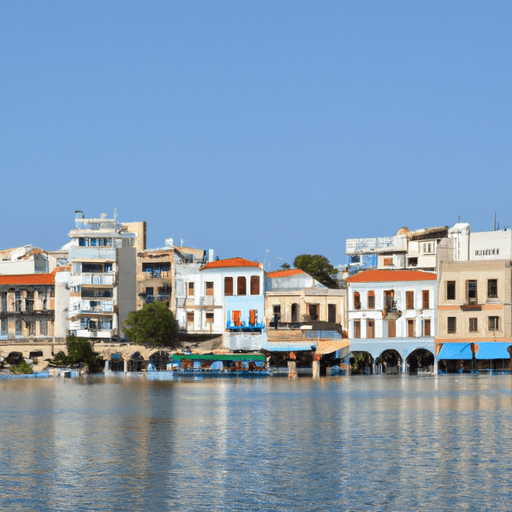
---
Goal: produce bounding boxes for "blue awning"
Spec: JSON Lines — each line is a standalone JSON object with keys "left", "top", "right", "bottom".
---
{"left": 438, "top": 343, "right": 473, "bottom": 360}
{"left": 476, "top": 343, "right": 511, "bottom": 360}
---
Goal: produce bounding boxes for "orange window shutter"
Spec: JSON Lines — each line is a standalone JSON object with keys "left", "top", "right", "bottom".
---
{"left": 250, "top": 310, "right": 256, "bottom": 325}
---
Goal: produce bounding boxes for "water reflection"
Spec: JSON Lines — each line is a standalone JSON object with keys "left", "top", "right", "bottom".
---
{"left": 1, "top": 375, "right": 512, "bottom": 511}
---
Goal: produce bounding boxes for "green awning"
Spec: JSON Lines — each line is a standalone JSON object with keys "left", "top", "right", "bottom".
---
{"left": 172, "top": 354, "right": 265, "bottom": 361}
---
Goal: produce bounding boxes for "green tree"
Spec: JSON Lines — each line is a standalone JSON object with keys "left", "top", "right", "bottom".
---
{"left": 280, "top": 262, "right": 291, "bottom": 270}
{"left": 48, "top": 336, "right": 104, "bottom": 372}
{"left": 293, "top": 254, "right": 338, "bottom": 288}
{"left": 124, "top": 301, "right": 178, "bottom": 348}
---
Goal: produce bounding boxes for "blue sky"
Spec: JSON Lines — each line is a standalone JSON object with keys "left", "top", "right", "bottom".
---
{"left": 1, "top": 1, "right": 511, "bottom": 269}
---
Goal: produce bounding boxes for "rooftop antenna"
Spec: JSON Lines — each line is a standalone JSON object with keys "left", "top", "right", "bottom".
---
{"left": 494, "top": 212, "right": 497, "bottom": 231}
{"left": 180, "top": 239, "right": 183, "bottom": 247}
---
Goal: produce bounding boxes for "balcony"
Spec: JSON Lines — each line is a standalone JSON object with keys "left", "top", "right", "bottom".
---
{"left": 69, "top": 301, "right": 114, "bottom": 316}
{"left": 144, "top": 294, "right": 171, "bottom": 304}
{"left": 140, "top": 270, "right": 172, "bottom": 280}
{"left": 461, "top": 303, "right": 482, "bottom": 311}
{"left": 79, "top": 274, "right": 115, "bottom": 286}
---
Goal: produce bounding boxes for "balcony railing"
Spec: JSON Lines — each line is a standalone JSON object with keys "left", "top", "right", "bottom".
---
{"left": 79, "top": 274, "right": 115, "bottom": 286}
{"left": 144, "top": 294, "right": 171, "bottom": 304}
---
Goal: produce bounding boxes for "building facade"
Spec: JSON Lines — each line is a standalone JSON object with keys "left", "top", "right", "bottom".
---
{"left": 347, "top": 269, "right": 438, "bottom": 373}
{"left": 67, "top": 211, "right": 137, "bottom": 341}
{"left": 198, "top": 258, "right": 266, "bottom": 351}
{"left": 264, "top": 268, "right": 346, "bottom": 330}
{"left": 436, "top": 260, "right": 512, "bottom": 370}
{"left": 0, "top": 268, "right": 69, "bottom": 342}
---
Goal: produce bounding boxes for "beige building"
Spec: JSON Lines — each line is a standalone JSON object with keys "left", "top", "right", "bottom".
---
{"left": 136, "top": 248, "right": 173, "bottom": 312}
{"left": 264, "top": 269, "right": 346, "bottom": 331}
{"left": 0, "top": 267, "right": 69, "bottom": 343}
{"left": 437, "top": 260, "right": 512, "bottom": 369}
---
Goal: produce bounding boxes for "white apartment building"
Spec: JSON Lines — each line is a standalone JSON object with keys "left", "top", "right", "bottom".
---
{"left": 67, "top": 211, "right": 137, "bottom": 341}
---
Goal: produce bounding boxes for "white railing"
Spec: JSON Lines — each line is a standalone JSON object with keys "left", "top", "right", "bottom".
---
{"left": 79, "top": 274, "right": 115, "bottom": 286}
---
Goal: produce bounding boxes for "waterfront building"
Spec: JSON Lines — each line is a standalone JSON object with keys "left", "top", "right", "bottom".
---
{"left": 173, "top": 244, "right": 211, "bottom": 333}
{"left": 346, "top": 222, "right": 512, "bottom": 274}
{"left": 67, "top": 211, "right": 139, "bottom": 341}
{"left": 346, "top": 269, "right": 438, "bottom": 373}
{"left": 197, "top": 257, "right": 266, "bottom": 351}
{"left": 262, "top": 268, "right": 348, "bottom": 357}
{"left": 436, "top": 259, "right": 512, "bottom": 372}
{"left": 264, "top": 268, "right": 346, "bottom": 329}
{"left": 0, "top": 267, "right": 70, "bottom": 359}
{"left": 136, "top": 242, "right": 173, "bottom": 313}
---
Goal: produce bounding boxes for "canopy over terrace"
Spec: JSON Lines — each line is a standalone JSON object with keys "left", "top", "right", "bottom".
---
{"left": 438, "top": 342, "right": 512, "bottom": 360}
{"left": 437, "top": 343, "right": 473, "bottom": 360}
{"left": 171, "top": 354, "right": 265, "bottom": 361}
{"left": 475, "top": 343, "right": 511, "bottom": 360}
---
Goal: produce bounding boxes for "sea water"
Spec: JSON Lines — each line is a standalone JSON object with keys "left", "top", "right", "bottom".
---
{"left": 1, "top": 374, "right": 511, "bottom": 511}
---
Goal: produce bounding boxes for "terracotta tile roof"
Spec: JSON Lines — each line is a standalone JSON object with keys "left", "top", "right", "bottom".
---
{"left": 347, "top": 269, "right": 437, "bottom": 283}
{"left": 267, "top": 269, "right": 306, "bottom": 279}
{"left": 200, "top": 257, "right": 262, "bottom": 270}
{"left": 0, "top": 267, "right": 67, "bottom": 286}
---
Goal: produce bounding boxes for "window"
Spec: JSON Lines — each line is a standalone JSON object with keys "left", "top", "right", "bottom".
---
{"left": 447, "top": 281, "right": 456, "bottom": 300}
{"left": 15, "top": 319, "right": 22, "bottom": 336}
{"left": 40, "top": 320, "right": 48, "bottom": 336}
{"left": 354, "top": 320, "right": 360, "bottom": 339}
{"left": 224, "top": 277, "right": 233, "bottom": 296}
{"left": 407, "top": 319, "right": 414, "bottom": 337}
{"left": 328, "top": 304, "right": 336, "bottom": 323}
{"left": 422, "top": 290, "right": 430, "bottom": 309}
{"left": 205, "top": 282, "right": 214, "bottom": 296}
{"left": 423, "top": 319, "right": 431, "bottom": 337}
{"left": 368, "top": 291, "right": 375, "bottom": 310}
{"left": 406, "top": 291, "right": 414, "bottom": 310}
{"left": 232, "top": 310, "right": 242, "bottom": 326}
{"left": 488, "top": 279, "right": 498, "bottom": 299}
{"left": 384, "top": 290, "right": 395, "bottom": 310}
{"left": 467, "top": 280, "right": 477, "bottom": 304}
{"left": 469, "top": 318, "right": 478, "bottom": 332}
{"left": 354, "top": 292, "right": 361, "bottom": 310}
{"left": 249, "top": 309, "right": 257, "bottom": 325}
{"left": 308, "top": 304, "right": 319, "bottom": 321}
{"left": 187, "top": 282, "right": 194, "bottom": 297}
{"left": 187, "top": 312, "right": 194, "bottom": 323}
{"left": 237, "top": 276, "right": 246, "bottom": 296}
{"left": 82, "top": 263, "right": 104, "bottom": 273}
{"left": 291, "top": 303, "right": 298, "bottom": 322}
{"left": 383, "top": 258, "right": 392, "bottom": 266}
{"left": 488, "top": 316, "right": 500, "bottom": 332}
{"left": 250, "top": 276, "right": 260, "bottom": 295}
{"left": 26, "top": 320, "right": 35, "bottom": 336}
{"left": 367, "top": 319, "right": 375, "bottom": 339}
{"left": 205, "top": 312, "right": 214, "bottom": 323}
{"left": 388, "top": 319, "right": 396, "bottom": 338}
{"left": 447, "top": 317, "right": 456, "bottom": 334}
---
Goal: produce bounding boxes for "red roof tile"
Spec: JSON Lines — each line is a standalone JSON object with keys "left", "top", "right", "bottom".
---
{"left": 200, "top": 257, "right": 262, "bottom": 270}
{"left": 0, "top": 267, "right": 67, "bottom": 286}
{"left": 347, "top": 269, "right": 437, "bottom": 283}
{"left": 267, "top": 269, "right": 306, "bottom": 279}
